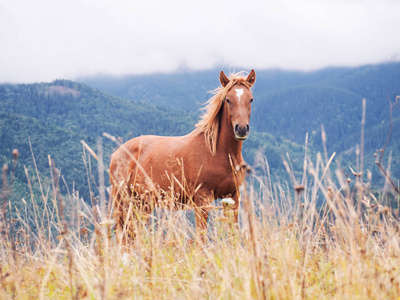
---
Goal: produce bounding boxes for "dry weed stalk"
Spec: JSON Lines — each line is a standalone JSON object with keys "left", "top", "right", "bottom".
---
{"left": 50, "top": 158, "right": 77, "bottom": 300}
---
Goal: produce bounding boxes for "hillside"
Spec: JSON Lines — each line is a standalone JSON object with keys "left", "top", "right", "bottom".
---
{"left": 0, "top": 81, "right": 195, "bottom": 201}
{"left": 1, "top": 62, "right": 399, "bottom": 209}
{"left": 81, "top": 63, "right": 400, "bottom": 143}
{"left": 0, "top": 80, "right": 307, "bottom": 207}
{"left": 81, "top": 63, "right": 400, "bottom": 185}
{"left": 0, "top": 81, "right": 196, "bottom": 139}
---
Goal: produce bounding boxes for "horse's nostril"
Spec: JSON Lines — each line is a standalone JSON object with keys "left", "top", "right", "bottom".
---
{"left": 234, "top": 124, "right": 249, "bottom": 139}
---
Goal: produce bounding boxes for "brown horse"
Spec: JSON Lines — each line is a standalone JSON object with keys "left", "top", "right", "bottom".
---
{"left": 110, "top": 69, "right": 256, "bottom": 242}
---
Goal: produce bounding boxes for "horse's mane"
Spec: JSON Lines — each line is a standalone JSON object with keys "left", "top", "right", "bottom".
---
{"left": 194, "top": 71, "right": 252, "bottom": 155}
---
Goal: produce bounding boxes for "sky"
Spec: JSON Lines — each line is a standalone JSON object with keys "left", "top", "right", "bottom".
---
{"left": 1, "top": 0, "right": 400, "bottom": 83}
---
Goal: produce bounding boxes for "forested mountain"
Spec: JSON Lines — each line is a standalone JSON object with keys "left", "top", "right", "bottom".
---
{"left": 81, "top": 63, "right": 400, "bottom": 147}
{"left": 1, "top": 62, "right": 399, "bottom": 209}
{"left": 0, "top": 80, "right": 306, "bottom": 206}
{"left": 81, "top": 62, "right": 400, "bottom": 184}
{"left": 0, "top": 81, "right": 194, "bottom": 201}
{"left": 0, "top": 81, "right": 196, "bottom": 139}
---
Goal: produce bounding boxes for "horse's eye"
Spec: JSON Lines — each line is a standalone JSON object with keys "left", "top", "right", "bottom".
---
{"left": 226, "top": 98, "right": 230, "bottom": 103}
{"left": 250, "top": 98, "right": 254, "bottom": 103}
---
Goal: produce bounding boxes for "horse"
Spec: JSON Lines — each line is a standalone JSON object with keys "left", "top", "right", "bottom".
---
{"left": 109, "top": 69, "right": 256, "bottom": 243}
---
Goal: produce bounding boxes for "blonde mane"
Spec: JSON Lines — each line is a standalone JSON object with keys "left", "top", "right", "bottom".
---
{"left": 194, "top": 71, "right": 253, "bottom": 155}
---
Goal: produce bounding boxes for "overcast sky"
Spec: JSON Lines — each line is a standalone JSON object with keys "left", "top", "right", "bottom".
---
{"left": 1, "top": 0, "right": 399, "bottom": 83}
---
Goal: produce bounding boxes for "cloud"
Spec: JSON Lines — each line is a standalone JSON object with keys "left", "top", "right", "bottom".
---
{"left": 1, "top": 0, "right": 399, "bottom": 83}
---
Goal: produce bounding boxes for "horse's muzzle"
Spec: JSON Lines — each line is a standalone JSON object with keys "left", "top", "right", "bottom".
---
{"left": 234, "top": 124, "right": 250, "bottom": 140}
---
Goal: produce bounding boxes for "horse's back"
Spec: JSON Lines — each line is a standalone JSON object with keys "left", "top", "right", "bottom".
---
{"left": 109, "top": 134, "right": 189, "bottom": 187}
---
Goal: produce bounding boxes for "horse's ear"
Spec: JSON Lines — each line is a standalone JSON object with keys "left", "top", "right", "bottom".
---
{"left": 219, "top": 71, "right": 230, "bottom": 87}
{"left": 246, "top": 69, "right": 256, "bottom": 87}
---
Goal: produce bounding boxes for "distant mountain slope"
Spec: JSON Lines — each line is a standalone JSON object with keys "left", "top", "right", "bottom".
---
{"left": 82, "top": 64, "right": 400, "bottom": 140}
{"left": 321, "top": 63, "right": 400, "bottom": 126}
{"left": 252, "top": 84, "right": 364, "bottom": 149}
{"left": 0, "top": 80, "right": 309, "bottom": 205}
{"left": 0, "top": 80, "right": 196, "bottom": 200}
{"left": 80, "top": 63, "right": 400, "bottom": 148}
{"left": 256, "top": 63, "right": 400, "bottom": 152}
{"left": 79, "top": 62, "right": 400, "bottom": 186}
{"left": 0, "top": 112, "right": 87, "bottom": 190}
{"left": 0, "top": 80, "right": 196, "bottom": 140}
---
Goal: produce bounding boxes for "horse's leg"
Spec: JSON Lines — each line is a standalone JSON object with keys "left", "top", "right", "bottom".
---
{"left": 111, "top": 185, "right": 126, "bottom": 246}
{"left": 115, "top": 216, "right": 127, "bottom": 246}
{"left": 194, "top": 205, "right": 210, "bottom": 244}
{"left": 115, "top": 201, "right": 134, "bottom": 247}
{"left": 231, "top": 192, "right": 241, "bottom": 224}
{"left": 112, "top": 180, "right": 136, "bottom": 247}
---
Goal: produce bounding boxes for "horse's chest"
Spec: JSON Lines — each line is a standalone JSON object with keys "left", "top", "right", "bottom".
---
{"left": 200, "top": 158, "right": 245, "bottom": 197}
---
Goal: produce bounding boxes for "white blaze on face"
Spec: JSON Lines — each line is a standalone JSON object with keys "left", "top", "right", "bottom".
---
{"left": 235, "top": 88, "right": 244, "bottom": 102}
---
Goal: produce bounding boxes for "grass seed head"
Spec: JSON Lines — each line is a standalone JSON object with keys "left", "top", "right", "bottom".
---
{"left": 295, "top": 185, "right": 304, "bottom": 194}
{"left": 12, "top": 149, "right": 19, "bottom": 160}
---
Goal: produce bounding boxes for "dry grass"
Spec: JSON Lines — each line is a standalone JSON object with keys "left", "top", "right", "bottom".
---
{"left": 1, "top": 145, "right": 400, "bottom": 300}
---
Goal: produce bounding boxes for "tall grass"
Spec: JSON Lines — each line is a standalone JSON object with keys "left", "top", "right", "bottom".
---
{"left": 1, "top": 139, "right": 400, "bottom": 299}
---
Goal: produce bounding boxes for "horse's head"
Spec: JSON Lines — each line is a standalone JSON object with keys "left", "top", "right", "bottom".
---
{"left": 220, "top": 69, "right": 256, "bottom": 141}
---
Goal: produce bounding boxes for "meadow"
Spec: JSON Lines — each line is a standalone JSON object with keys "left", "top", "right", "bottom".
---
{"left": 1, "top": 129, "right": 399, "bottom": 300}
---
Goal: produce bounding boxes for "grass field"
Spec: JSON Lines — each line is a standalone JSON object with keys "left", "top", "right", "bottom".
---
{"left": 1, "top": 140, "right": 400, "bottom": 300}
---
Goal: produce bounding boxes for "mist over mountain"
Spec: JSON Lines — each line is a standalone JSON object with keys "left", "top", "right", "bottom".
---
{"left": 79, "top": 67, "right": 351, "bottom": 111}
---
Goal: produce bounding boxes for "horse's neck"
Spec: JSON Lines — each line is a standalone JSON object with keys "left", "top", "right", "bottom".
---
{"left": 217, "top": 106, "right": 243, "bottom": 159}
